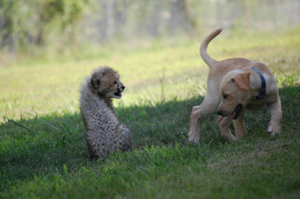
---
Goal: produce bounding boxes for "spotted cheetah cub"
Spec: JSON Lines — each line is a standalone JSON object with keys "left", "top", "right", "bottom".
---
{"left": 80, "top": 66, "right": 132, "bottom": 160}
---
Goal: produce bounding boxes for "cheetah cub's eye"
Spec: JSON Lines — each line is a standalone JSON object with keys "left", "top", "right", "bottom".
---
{"left": 113, "top": 81, "right": 118, "bottom": 85}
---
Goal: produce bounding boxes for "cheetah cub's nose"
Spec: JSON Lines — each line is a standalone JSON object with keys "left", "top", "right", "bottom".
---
{"left": 121, "top": 85, "right": 125, "bottom": 90}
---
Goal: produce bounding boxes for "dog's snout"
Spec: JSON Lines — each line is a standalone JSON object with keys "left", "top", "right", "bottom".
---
{"left": 121, "top": 85, "right": 125, "bottom": 90}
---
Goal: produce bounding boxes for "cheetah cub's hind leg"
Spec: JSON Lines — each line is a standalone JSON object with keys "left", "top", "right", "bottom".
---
{"left": 79, "top": 66, "right": 132, "bottom": 160}
{"left": 117, "top": 123, "right": 132, "bottom": 152}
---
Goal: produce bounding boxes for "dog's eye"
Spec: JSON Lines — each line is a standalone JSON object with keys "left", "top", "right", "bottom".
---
{"left": 223, "top": 94, "right": 229, "bottom": 99}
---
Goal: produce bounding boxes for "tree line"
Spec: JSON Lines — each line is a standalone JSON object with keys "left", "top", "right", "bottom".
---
{"left": 0, "top": 0, "right": 298, "bottom": 59}
{"left": 0, "top": 0, "right": 91, "bottom": 52}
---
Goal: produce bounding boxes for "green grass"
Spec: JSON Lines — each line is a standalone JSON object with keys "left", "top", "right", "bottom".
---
{"left": 1, "top": 28, "right": 300, "bottom": 198}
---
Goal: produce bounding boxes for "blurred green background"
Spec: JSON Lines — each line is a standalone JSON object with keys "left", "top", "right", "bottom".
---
{"left": 1, "top": 0, "right": 300, "bottom": 65}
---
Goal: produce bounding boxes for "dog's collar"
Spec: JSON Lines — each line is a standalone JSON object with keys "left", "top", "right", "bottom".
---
{"left": 251, "top": 68, "right": 266, "bottom": 100}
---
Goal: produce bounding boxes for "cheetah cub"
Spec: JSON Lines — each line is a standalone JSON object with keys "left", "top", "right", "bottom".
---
{"left": 80, "top": 66, "right": 132, "bottom": 160}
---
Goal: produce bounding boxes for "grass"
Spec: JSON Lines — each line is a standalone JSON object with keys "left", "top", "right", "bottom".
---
{"left": 1, "top": 28, "right": 300, "bottom": 198}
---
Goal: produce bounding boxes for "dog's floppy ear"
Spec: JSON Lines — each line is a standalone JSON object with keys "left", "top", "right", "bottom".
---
{"left": 91, "top": 73, "right": 103, "bottom": 89}
{"left": 231, "top": 72, "right": 251, "bottom": 90}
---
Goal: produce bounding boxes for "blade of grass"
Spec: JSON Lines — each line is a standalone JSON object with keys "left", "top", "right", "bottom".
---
{"left": 36, "top": 117, "right": 61, "bottom": 131}
{"left": 4, "top": 117, "right": 38, "bottom": 134}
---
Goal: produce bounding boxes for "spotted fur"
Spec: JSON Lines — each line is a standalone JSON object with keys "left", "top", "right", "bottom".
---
{"left": 79, "top": 66, "right": 132, "bottom": 160}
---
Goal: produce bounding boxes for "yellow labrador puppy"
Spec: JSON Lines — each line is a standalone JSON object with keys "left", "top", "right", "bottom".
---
{"left": 188, "top": 29, "right": 282, "bottom": 143}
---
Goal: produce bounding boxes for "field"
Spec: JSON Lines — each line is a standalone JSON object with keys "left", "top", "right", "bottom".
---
{"left": 1, "top": 28, "right": 300, "bottom": 198}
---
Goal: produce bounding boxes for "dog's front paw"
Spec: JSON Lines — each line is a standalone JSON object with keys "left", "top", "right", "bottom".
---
{"left": 268, "top": 122, "right": 281, "bottom": 136}
{"left": 188, "top": 131, "right": 199, "bottom": 144}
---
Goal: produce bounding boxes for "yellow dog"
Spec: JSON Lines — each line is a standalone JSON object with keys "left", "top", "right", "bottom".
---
{"left": 188, "top": 29, "right": 282, "bottom": 143}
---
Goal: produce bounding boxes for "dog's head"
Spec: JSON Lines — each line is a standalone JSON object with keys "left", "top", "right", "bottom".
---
{"left": 90, "top": 66, "right": 125, "bottom": 99}
{"left": 217, "top": 70, "right": 251, "bottom": 120}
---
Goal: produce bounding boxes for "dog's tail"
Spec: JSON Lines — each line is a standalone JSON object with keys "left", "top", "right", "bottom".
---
{"left": 200, "top": 28, "right": 223, "bottom": 67}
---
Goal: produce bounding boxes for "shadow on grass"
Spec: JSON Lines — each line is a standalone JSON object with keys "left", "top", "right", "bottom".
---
{"left": 0, "top": 85, "right": 299, "bottom": 191}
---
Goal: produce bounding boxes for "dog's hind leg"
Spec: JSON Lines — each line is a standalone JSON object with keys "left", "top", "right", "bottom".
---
{"left": 217, "top": 116, "right": 236, "bottom": 141}
{"left": 267, "top": 98, "right": 282, "bottom": 136}
{"left": 233, "top": 111, "right": 247, "bottom": 139}
{"left": 188, "top": 97, "right": 219, "bottom": 143}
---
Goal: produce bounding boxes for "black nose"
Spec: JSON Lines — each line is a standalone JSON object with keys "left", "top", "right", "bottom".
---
{"left": 121, "top": 85, "right": 125, "bottom": 90}
{"left": 217, "top": 110, "right": 222, "bottom": 115}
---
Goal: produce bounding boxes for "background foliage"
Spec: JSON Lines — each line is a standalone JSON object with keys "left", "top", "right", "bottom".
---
{"left": 1, "top": 0, "right": 300, "bottom": 64}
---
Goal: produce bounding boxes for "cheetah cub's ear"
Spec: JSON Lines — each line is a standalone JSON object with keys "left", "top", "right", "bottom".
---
{"left": 91, "top": 73, "right": 103, "bottom": 89}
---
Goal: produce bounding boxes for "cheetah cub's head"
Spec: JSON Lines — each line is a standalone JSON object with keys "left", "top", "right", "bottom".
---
{"left": 90, "top": 66, "right": 125, "bottom": 99}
